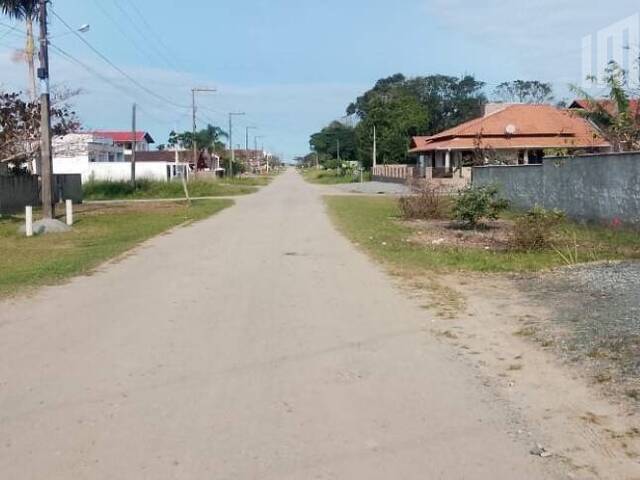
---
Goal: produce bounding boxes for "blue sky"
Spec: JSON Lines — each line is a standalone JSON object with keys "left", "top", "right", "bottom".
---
{"left": 0, "top": 0, "right": 638, "bottom": 160}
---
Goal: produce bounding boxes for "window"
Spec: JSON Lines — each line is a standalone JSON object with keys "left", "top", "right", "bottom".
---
{"left": 108, "top": 152, "right": 115, "bottom": 162}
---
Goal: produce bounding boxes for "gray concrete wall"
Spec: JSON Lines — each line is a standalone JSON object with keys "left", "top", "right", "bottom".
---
{"left": 472, "top": 165, "right": 544, "bottom": 210}
{"left": 472, "top": 153, "right": 640, "bottom": 225}
{"left": 0, "top": 174, "right": 83, "bottom": 215}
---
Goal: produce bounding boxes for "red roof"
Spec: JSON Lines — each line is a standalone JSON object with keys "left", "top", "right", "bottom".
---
{"left": 91, "top": 131, "right": 155, "bottom": 144}
{"left": 569, "top": 98, "right": 640, "bottom": 118}
{"left": 410, "top": 105, "right": 610, "bottom": 153}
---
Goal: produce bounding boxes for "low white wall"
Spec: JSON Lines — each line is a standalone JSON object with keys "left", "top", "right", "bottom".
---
{"left": 53, "top": 156, "right": 170, "bottom": 183}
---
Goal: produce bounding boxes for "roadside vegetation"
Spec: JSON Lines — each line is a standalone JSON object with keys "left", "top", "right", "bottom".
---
{"left": 325, "top": 193, "right": 640, "bottom": 273}
{"left": 301, "top": 168, "right": 364, "bottom": 185}
{"left": 83, "top": 178, "right": 264, "bottom": 201}
{"left": 0, "top": 199, "right": 232, "bottom": 298}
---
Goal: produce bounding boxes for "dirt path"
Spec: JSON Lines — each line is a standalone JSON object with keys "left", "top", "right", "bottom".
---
{"left": 1, "top": 169, "right": 558, "bottom": 479}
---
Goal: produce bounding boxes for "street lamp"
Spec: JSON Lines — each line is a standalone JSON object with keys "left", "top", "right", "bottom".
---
{"left": 228, "top": 112, "right": 245, "bottom": 177}
{"left": 49, "top": 24, "right": 90, "bottom": 39}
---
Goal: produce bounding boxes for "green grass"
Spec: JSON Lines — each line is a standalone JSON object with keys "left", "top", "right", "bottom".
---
{"left": 301, "top": 168, "right": 366, "bottom": 185}
{"left": 83, "top": 178, "right": 259, "bottom": 200}
{"left": 0, "top": 199, "right": 232, "bottom": 298}
{"left": 325, "top": 195, "right": 640, "bottom": 273}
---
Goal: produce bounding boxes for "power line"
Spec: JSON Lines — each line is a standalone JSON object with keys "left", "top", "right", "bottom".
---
{"left": 49, "top": 42, "right": 175, "bottom": 125}
{"left": 124, "top": 0, "right": 185, "bottom": 71}
{"left": 111, "top": 0, "right": 182, "bottom": 72}
{"left": 89, "top": 0, "right": 157, "bottom": 65}
{"left": 49, "top": 7, "right": 189, "bottom": 111}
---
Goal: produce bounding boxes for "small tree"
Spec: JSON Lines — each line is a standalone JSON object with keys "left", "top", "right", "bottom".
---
{"left": 571, "top": 61, "right": 640, "bottom": 152}
{"left": 452, "top": 185, "right": 509, "bottom": 228}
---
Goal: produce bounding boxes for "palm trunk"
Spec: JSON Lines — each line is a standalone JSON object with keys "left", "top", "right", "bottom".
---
{"left": 25, "top": 15, "right": 37, "bottom": 101}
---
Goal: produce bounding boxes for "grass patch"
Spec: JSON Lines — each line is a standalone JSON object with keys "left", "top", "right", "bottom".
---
{"left": 0, "top": 199, "right": 232, "bottom": 298}
{"left": 301, "top": 168, "right": 365, "bottom": 185}
{"left": 83, "top": 178, "right": 259, "bottom": 200}
{"left": 324, "top": 195, "right": 640, "bottom": 273}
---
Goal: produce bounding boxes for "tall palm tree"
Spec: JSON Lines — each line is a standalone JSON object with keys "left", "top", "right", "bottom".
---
{"left": 1, "top": 0, "right": 39, "bottom": 100}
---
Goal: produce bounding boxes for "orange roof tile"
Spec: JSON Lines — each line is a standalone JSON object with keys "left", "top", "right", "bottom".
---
{"left": 410, "top": 104, "right": 610, "bottom": 153}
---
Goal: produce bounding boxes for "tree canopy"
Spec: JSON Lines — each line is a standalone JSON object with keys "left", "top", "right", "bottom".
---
{"left": 0, "top": 90, "right": 81, "bottom": 169}
{"left": 311, "top": 73, "right": 486, "bottom": 167}
{"left": 493, "top": 80, "right": 554, "bottom": 104}
{"left": 168, "top": 124, "right": 228, "bottom": 154}
{"left": 571, "top": 61, "right": 640, "bottom": 152}
{"left": 309, "top": 121, "right": 358, "bottom": 161}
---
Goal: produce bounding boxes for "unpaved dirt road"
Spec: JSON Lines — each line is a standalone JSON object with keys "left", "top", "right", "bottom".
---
{"left": 0, "top": 169, "right": 555, "bottom": 479}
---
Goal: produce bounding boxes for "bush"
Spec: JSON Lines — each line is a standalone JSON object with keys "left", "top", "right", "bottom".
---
{"left": 398, "top": 182, "right": 449, "bottom": 220}
{"left": 452, "top": 185, "right": 509, "bottom": 228}
{"left": 510, "top": 206, "right": 566, "bottom": 251}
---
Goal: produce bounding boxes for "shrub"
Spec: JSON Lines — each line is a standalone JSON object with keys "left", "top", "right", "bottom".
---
{"left": 452, "top": 185, "right": 509, "bottom": 227}
{"left": 510, "top": 206, "right": 566, "bottom": 251}
{"left": 398, "top": 182, "right": 449, "bottom": 220}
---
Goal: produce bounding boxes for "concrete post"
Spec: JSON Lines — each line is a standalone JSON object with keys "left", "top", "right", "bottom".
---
{"left": 445, "top": 150, "right": 451, "bottom": 171}
{"left": 65, "top": 199, "right": 73, "bottom": 226}
{"left": 523, "top": 150, "right": 530, "bottom": 165}
{"left": 25, "top": 206, "right": 33, "bottom": 237}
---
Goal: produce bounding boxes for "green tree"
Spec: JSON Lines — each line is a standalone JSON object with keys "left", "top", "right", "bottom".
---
{"left": 1, "top": 1, "right": 39, "bottom": 100}
{"left": 355, "top": 88, "right": 428, "bottom": 167}
{"left": 571, "top": 61, "right": 640, "bottom": 152}
{"left": 309, "top": 121, "right": 357, "bottom": 162}
{"left": 343, "top": 73, "right": 485, "bottom": 166}
{"left": 168, "top": 124, "right": 228, "bottom": 154}
{"left": 493, "top": 80, "right": 554, "bottom": 104}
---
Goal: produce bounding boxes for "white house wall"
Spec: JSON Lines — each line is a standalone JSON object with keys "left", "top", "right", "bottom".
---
{"left": 86, "top": 162, "right": 169, "bottom": 183}
{"left": 53, "top": 158, "right": 170, "bottom": 183}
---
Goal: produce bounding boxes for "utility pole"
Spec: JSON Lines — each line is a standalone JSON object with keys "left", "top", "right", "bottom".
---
{"left": 245, "top": 126, "right": 256, "bottom": 171}
{"left": 228, "top": 112, "right": 245, "bottom": 177}
{"left": 372, "top": 124, "right": 377, "bottom": 169}
{"left": 254, "top": 135, "right": 264, "bottom": 172}
{"left": 131, "top": 103, "right": 136, "bottom": 187}
{"left": 337, "top": 139, "right": 341, "bottom": 162}
{"left": 191, "top": 87, "right": 216, "bottom": 173}
{"left": 38, "top": 0, "right": 54, "bottom": 219}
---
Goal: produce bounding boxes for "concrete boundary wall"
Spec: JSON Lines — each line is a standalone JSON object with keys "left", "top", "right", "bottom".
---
{"left": 472, "top": 153, "right": 640, "bottom": 225}
{"left": 0, "top": 174, "right": 83, "bottom": 215}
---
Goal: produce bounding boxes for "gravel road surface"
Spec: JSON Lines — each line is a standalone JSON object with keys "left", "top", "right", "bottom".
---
{"left": 0, "top": 169, "right": 553, "bottom": 479}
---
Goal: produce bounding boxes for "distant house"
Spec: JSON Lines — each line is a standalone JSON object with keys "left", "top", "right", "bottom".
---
{"left": 568, "top": 98, "right": 640, "bottom": 119}
{"left": 52, "top": 133, "right": 191, "bottom": 182}
{"left": 408, "top": 104, "right": 611, "bottom": 178}
{"left": 90, "top": 131, "right": 155, "bottom": 155}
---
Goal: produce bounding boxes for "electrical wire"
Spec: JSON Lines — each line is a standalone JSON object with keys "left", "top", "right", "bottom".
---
{"left": 49, "top": 7, "right": 189, "bottom": 111}
{"left": 111, "top": 0, "right": 182, "bottom": 72}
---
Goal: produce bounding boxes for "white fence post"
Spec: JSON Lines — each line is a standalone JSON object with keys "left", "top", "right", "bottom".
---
{"left": 65, "top": 199, "right": 73, "bottom": 226}
{"left": 25, "top": 206, "right": 33, "bottom": 237}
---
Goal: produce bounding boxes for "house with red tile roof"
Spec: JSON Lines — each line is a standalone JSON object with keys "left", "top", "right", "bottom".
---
{"left": 408, "top": 104, "right": 611, "bottom": 180}
{"left": 91, "top": 131, "right": 155, "bottom": 155}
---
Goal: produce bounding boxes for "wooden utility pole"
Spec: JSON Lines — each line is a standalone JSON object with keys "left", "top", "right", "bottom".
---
{"left": 131, "top": 103, "right": 136, "bottom": 187}
{"left": 373, "top": 125, "right": 377, "bottom": 169}
{"left": 38, "top": 0, "right": 54, "bottom": 219}
{"left": 228, "top": 112, "right": 245, "bottom": 177}
{"left": 191, "top": 89, "right": 197, "bottom": 171}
